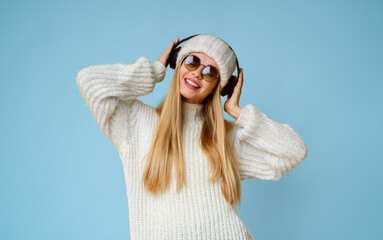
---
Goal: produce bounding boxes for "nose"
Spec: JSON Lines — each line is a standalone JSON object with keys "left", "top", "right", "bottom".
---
{"left": 191, "top": 65, "right": 204, "bottom": 80}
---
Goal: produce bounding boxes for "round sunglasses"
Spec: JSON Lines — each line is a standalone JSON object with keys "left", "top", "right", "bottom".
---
{"left": 182, "top": 55, "right": 220, "bottom": 82}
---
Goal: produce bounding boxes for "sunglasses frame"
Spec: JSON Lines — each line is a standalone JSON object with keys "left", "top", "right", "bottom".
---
{"left": 181, "top": 55, "right": 220, "bottom": 82}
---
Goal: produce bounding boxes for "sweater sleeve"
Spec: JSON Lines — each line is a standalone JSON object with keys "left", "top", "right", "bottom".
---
{"left": 229, "top": 104, "right": 308, "bottom": 181}
{"left": 76, "top": 57, "right": 166, "bottom": 151}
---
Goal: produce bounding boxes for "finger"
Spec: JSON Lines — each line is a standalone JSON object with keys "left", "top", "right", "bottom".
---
{"left": 234, "top": 68, "right": 243, "bottom": 90}
{"left": 166, "top": 41, "right": 175, "bottom": 52}
{"left": 172, "top": 38, "right": 180, "bottom": 45}
{"left": 230, "top": 69, "right": 243, "bottom": 101}
{"left": 230, "top": 81, "right": 241, "bottom": 100}
{"left": 229, "top": 86, "right": 241, "bottom": 103}
{"left": 236, "top": 74, "right": 243, "bottom": 91}
{"left": 172, "top": 38, "right": 180, "bottom": 47}
{"left": 237, "top": 68, "right": 244, "bottom": 89}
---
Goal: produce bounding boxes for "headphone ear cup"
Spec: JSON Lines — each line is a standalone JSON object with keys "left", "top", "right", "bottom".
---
{"left": 220, "top": 75, "right": 237, "bottom": 98}
{"left": 168, "top": 47, "right": 181, "bottom": 69}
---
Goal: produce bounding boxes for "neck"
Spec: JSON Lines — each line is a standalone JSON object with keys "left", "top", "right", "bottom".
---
{"left": 181, "top": 99, "right": 204, "bottom": 123}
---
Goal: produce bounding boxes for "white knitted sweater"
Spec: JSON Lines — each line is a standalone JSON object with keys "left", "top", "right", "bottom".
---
{"left": 76, "top": 57, "right": 308, "bottom": 240}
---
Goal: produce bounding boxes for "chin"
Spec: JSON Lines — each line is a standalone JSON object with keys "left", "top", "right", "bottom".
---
{"left": 180, "top": 92, "right": 199, "bottom": 103}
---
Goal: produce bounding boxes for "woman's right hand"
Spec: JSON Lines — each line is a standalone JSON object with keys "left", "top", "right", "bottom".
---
{"left": 158, "top": 38, "right": 180, "bottom": 68}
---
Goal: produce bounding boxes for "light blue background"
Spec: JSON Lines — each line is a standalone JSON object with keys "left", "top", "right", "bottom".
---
{"left": 1, "top": 0, "right": 382, "bottom": 239}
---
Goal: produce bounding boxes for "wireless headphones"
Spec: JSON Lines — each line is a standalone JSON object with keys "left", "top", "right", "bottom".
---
{"left": 167, "top": 34, "right": 240, "bottom": 98}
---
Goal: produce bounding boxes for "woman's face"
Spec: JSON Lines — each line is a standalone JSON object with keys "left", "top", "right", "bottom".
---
{"left": 179, "top": 52, "right": 220, "bottom": 104}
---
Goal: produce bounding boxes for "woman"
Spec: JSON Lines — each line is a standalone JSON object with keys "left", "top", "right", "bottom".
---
{"left": 76, "top": 34, "right": 308, "bottom": 240}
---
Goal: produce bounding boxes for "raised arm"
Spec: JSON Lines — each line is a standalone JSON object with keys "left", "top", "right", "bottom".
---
{"left": 76, "top": 57, "right": 166, "bottom": 151}
{"left": 229, "top": 104, "right": 308, "bottom": 180}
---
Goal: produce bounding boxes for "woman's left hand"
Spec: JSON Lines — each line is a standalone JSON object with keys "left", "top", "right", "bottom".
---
{"left": 224, "top": 68, "right": 244, "bottom": 120}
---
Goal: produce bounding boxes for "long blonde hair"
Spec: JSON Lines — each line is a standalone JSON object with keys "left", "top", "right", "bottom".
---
{"left": 141, "top": 55, "right": 242, "bottom": 211}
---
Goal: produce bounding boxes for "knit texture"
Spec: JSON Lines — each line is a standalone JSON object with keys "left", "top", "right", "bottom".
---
{"left": 76, "top": 57, "right": 308, "bottom": 240}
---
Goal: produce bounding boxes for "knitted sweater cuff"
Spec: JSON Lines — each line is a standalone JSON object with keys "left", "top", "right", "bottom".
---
{"left": 152, "top": 60, "right": 167, "bottom": 83}
{"left": 234, "top": 104, "right": 265, "bottom": 130}
{"left": 115, "top": 57, "right": 167, "bottom": 84}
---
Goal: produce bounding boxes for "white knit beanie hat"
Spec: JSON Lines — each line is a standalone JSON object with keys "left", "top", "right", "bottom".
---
{"left": 175, "top": 34, "right": 237, "bottom": 88}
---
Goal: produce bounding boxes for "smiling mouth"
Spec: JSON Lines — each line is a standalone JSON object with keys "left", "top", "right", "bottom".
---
{"left": 184, "top": 78, "right": 200, "bottom": 88}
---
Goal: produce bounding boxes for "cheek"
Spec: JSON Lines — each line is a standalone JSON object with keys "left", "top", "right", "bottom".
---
{"left": 202, "top": 82, "right": 217, "bottom": 95}
{"left": 209, "top": 82, "right": 219, "bottom": 92}
{"left": 179, "top": 68, "right": 186, "bottom": 81}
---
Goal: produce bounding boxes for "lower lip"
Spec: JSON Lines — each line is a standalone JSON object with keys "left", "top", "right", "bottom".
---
{"left": 184, "top": 79, "right": 200, "bottom": 90}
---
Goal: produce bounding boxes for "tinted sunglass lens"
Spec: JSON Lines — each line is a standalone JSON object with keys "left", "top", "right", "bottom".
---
{"left": 184, "top": 55, "right": 199, "bottom": 71}
{"left": 202, "top": 66, "right": 219, "bottom": 82}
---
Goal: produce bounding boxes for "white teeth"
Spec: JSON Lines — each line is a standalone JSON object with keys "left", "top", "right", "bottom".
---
{"left": 185, "top": 79, "right": 199, "bottom": 88}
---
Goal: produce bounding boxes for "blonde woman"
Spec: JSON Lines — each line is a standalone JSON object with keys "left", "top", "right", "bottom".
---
{"left": 76, "top": 34, "right": 308, "bottom": 240}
